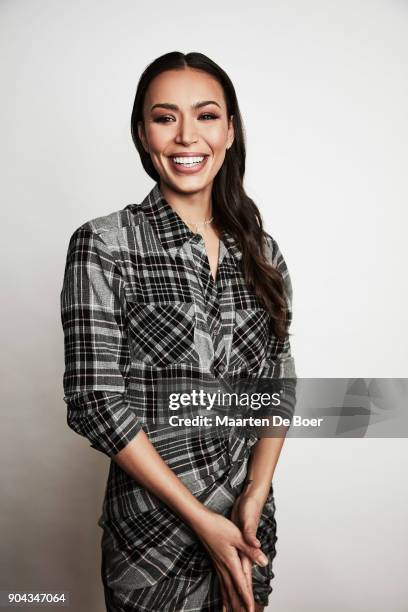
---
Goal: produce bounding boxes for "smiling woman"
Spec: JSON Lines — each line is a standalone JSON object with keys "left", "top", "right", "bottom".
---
{"left": 136, "top": 68, "right": 235, "bottom": 220}
{"left": 60, "top": 50, "right": 296, "bottom": 612}
{"left": 131, "top": 57, "right": 291, "bottom": 339}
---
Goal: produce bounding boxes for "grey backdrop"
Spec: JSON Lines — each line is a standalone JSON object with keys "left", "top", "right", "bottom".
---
{"left": 1, "top": 0, "right": 407, "bottom": 610}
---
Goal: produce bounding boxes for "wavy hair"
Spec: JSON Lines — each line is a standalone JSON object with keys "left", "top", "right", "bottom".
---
{"left": 131, "top": 51, "right": 290, "bottom": 341}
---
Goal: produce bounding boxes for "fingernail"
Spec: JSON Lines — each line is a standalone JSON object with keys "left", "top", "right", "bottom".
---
{"left": 256, "top": 553, "right": 268, "bottom": 566}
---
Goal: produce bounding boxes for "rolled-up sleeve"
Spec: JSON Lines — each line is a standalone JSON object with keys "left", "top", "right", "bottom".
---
{"left": 265, "top": 232, "right": 297, "bottom": 379}
{"left": 262, "top": 233, "right": 297, "bottom": 423}
{"left": 60, "top": 227, "right": 142, "bottom": 457}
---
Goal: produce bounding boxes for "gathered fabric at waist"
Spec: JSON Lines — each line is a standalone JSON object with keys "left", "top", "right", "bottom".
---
{"left": 98, "top": 425, "right": 258, "bottom": 523}
{"left": 98, "top": 428, "right": 261, "bottom": 594}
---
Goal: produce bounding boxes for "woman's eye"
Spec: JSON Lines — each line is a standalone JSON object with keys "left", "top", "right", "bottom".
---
{"left": 154, "top": 116, "right": 175, "bottom": 123}
{"left": 154, "top": 113, "right": 219, "bottom": 123}
{"left": 199, "top": 113, "right": 218, "bottom": 120}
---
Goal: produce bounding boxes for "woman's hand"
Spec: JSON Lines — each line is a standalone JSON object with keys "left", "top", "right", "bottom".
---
{"left": 230, "top": 491, "right": 265, "bottom": 549}
{"left": 229, "top": 491, "right": 267, "bottom": 611}
{"left": 193, "top": 508, "right": 268, "bottom": 612}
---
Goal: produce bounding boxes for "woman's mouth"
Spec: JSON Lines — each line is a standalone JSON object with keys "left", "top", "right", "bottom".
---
{"left": 168, "top": 155, "right": 209, "bottom": 174}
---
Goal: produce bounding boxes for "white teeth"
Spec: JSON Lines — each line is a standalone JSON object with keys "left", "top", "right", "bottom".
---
{"left": 171, "top": 156, "right": 205, "bottom": 165}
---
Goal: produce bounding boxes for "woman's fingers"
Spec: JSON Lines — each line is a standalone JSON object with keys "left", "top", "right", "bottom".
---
{"left": 230, "top": 498, "right": 262, "bottom": 553}
{"left": 221, "top": 564, "right": 251, "bottom": 612}
{"left": 239, "top": 552, "right": 254, "bottom": 612}
{"left": 242, "top": 525, "right": 261, "bottom": 548}
{"left": 214, "top": 547, "right": 254, "bottom": 612}
{"left": 216, "top": 567, "right": 231, "bottom": 611}
{"left": 240, "top": 552, "right": 254, "bottom": 596}
{"left": 235, "top": 533, "right": 268, "bottom": 568}
{"left": 226, "top": 549, "right": 256, "bottom": 612}
{"left": 219, "top": 569, "right": 236, "bottom": 611}
{"left": 195, "top": 510, "right": 261, "bottom": 610}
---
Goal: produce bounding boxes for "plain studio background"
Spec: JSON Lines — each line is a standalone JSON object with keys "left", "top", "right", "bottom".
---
{"left": 1, "top": 1, "right": 407, "bottom": 611}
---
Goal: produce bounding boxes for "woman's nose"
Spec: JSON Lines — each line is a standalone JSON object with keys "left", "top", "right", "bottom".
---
{"left": 175, "top": 116, "right": 198, "bottom": 145}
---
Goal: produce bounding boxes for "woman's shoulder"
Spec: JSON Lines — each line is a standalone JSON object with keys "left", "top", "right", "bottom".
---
{"left": 64, "top": 203, "right": 150, "bottom": 261}
{"left": 71, "top": 202, "right": 144, "bottom": 238}
{"left": 62, "top": 203, "right": 149, "bottom": 269}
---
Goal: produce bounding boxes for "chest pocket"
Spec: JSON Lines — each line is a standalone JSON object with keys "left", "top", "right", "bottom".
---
{"left": 126, "top": 299, "right": 198, "bottom": 367}
{"left": 230, "top": 308, "right": 271, "bottom": 372}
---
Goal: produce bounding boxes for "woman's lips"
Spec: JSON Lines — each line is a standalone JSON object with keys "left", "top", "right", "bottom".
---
{"left": 168, "top": 155, "right": 209, "bottom": 175}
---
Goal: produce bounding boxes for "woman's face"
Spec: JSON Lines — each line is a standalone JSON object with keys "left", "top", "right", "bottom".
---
{"left": 138, "top": 67, "right": 234, "bottom": 195}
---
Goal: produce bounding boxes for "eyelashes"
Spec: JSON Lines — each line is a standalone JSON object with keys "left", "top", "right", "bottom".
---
{"left": 153, "top": 113, "right": 220, "bottom": 123}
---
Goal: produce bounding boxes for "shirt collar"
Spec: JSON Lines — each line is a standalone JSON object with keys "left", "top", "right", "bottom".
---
{"left": 135, "top": 182, "right": 242, "bottom": 263}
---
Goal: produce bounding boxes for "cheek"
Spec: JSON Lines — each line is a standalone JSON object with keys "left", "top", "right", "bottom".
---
{"left": 146, "top": 125, "right": 172, "bottom": 153}
{"left": 206, "top": 126, "right": 229, "bottom": 154}
{"left": 208, "top": 123, "right": 228, "bottom": 148}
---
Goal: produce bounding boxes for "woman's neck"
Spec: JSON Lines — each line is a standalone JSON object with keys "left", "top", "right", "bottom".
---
{"left": 159, "top": 180, "right": 213, "bottom": 225}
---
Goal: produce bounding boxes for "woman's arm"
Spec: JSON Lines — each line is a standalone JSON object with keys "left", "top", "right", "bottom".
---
{"left": 112, "top": 427, "right": 210, "bottom": 531}
{"left": 243, "top": 231, "right": 297, "bottom": 507}
{"left": 112, "top": 425, "right": 271, "bottom": 559}
{"left": 231, "top": 233, "right": 297, "bottom": 545}
{"left": 239, "top": 430, "right": 287, "bottom": 507}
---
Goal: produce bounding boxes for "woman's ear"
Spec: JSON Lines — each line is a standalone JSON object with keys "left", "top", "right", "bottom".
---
{"left": 227, "top": 115, "right": 235, "bottom": 149}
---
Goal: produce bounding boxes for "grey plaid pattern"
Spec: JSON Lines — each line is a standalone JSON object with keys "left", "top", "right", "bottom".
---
{"left": 60, "top": 182, "right": 296, "bottom": 610}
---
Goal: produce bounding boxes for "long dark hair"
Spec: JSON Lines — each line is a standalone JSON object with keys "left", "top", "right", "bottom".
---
{"left": 131, "top": 51, "right": 290, "bottom": 341}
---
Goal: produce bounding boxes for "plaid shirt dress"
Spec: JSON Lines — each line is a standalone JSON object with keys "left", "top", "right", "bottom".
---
{"left": 60, "top": 182, "right": 296, "bottom": 611}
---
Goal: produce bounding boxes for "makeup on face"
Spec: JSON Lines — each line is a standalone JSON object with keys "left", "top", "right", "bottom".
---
{"left": 149, "top": 100, "right": 227, "bottom": 184}
{"left": 139, "top": 69, "right": 233, "bottom": 192}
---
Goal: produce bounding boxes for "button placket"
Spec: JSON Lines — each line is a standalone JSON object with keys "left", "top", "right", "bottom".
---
{"left": 185, "top": 235, "right": 232, "bottom": 377}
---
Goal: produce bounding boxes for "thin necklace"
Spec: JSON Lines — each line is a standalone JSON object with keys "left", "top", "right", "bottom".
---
{"left": 184, "top": 216, "right": 214, "bottom": 234}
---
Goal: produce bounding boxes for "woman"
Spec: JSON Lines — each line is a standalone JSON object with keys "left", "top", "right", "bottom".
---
{"left": 60, "top": 51, "right": 296, "bottom": 612}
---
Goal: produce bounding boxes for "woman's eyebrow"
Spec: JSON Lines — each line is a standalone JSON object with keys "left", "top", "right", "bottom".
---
{"left": 150, "top": 100, "right": 221, "bottom": 112}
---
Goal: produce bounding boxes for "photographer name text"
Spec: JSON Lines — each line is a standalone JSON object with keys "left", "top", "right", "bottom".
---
{"left": 168, "top": 415, "right": 323, "bottom": 427}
